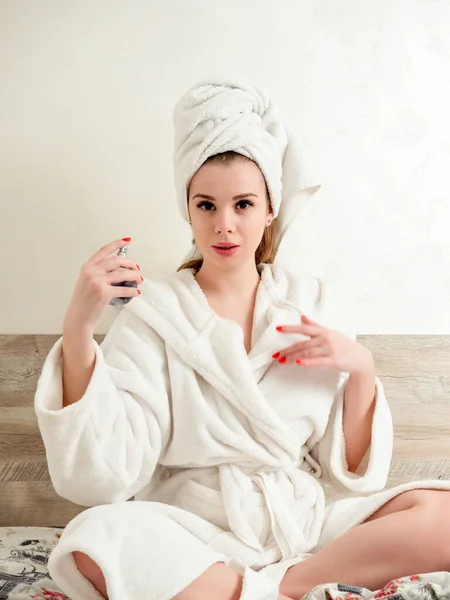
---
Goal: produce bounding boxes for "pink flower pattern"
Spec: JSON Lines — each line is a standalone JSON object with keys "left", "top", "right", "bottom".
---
{"left": 30, "top": 590, "right": 71, "bottom": 599}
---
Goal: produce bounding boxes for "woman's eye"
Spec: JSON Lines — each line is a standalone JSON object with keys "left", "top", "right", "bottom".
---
{"left": 196, "top": 200, "right": 253, "bottom": 211}
{"left": 236, "top": 200, "right": 253, "bottom": 209}
{"left": 197, "top": 201, "right": 215, "bottom": 211}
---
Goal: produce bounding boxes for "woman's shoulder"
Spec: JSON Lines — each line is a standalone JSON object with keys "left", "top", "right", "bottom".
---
{"left": 100, "top": 270, "right": 194, "bottom": 354}
{"left": 120, "top": 267, "right": 213, "bottom": 339}
{"left": 134, "top": 268, "right": 195, "bottom": 301}
{"left": 262, "top": 263, "right": 354, "bottom": 335}
{"left": 261, "top": 262, "right": 324, "bottom": 306}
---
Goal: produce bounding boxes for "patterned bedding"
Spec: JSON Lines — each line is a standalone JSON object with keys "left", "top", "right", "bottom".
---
{"left": 1, "top": 527, "right": 449, "bottom": 599}
{"left": 0, "top": 528, "right": 68, "bottom": 599}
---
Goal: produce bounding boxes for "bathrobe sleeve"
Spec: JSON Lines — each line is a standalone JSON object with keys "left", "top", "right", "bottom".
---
{"left": 314, "top": 374, "right": 394, "bottom": 495}
{"left": 34, "top": 308, "right": 172, "bottom": 507}
{"left": 311, "top": 280, "right": 394, "bottom": 495}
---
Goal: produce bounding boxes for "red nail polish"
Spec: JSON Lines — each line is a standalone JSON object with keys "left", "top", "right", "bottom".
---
{"left": 140, "top": 276, "right": 144, "bottom": 281}
{"left": 296, "top": 359, "right": 303, "bottom": 365}
{"left": 278, "top": 356, "right": 287, "bottom": 363}
{"left": 137, "top": 290, "right": 141, "bottom": 295}
{"left": 122, "top": 237, "right": 131, "bottom": 242}
{"left": 276, "top": 326, "right": 283, "bottom": 332}
{"left": 272, "top": 352, "right": 280, "bottom": 359}
{"left": 136, "top": 264, "right": 140, "bottom": 270}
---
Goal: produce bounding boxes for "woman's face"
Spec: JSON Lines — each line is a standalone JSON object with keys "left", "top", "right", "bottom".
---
{"left": 188, "top": 159, "right": 272, "bottom": 269}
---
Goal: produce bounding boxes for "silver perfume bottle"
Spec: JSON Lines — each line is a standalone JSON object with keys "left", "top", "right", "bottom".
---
{"left": 109, "top": 245, "right": 138, "bottom": 306}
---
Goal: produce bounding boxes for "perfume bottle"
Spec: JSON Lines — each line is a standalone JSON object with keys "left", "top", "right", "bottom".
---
{"left": 109, "top": 245, "right": 138, "bottom": 306}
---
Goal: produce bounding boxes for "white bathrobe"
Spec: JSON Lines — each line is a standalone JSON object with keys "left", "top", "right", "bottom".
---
{"left": 34, "top": 264, "right": 450, "bottom": 600}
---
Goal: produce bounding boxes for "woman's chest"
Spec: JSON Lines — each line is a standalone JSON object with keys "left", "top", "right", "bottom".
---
{"left": 163, "top": 346, "right": 339, "bottom": 465}
{"left": 204, "top": 295, "right": 256, "bottom": 354}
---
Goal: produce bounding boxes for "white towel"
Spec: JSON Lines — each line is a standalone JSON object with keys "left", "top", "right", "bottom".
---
{"left": 173, "top": 75, "right": 321, "bottom": 255}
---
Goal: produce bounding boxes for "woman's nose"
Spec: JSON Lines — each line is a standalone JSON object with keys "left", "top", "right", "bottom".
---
{"left": 215, "top": 224, "right": 234, "bottom": 234}
{"left": 214, "top": 214, "right": 236, "bottom": 234}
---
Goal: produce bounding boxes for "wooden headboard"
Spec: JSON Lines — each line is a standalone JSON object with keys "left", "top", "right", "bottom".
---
{"left": 1, "top": 334, "right": 449, "bottom": 528}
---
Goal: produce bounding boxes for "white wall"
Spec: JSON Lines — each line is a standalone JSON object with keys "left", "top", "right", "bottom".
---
{"left": 2, "top": 0, "right": 450, "bottom": 334}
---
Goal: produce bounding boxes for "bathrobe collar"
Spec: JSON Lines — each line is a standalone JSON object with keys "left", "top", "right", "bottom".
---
{"left": 127, "top": 263, "right": 310, "bottom": 462}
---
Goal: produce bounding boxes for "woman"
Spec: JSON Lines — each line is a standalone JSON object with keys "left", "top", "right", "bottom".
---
{"left": 35, "top": 77, "right": 450, "bottom": 600}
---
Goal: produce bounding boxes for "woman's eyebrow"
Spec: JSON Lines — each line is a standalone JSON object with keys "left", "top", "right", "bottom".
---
{"left": 192, "top": 193, "right": 258, "bottom": 201}
{"left": 233, "top": 193, "right": 258, "bottom": 200}
{"left": 192, "top": 194, "right": 216, "bottom": 201}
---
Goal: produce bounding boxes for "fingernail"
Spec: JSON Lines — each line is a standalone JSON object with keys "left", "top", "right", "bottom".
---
{"left": 141, "top": 276, "right": 144, "bottom": 281}
{"left": 276, "top": 326, "right": 283, "bottom": 332}
{"left": 272, "top": 352, "right": 280, "bottom": 359}
{"left": 278, "top": 356, "right": 287, "bottom": 363}
{"left": 296, "top": 359, "right": 303, "bottom": 365}
{"left": 122, "top": 237, "right": 131, "bottom": 242}
{"left": 136, "top": 264, "right": 140, "bottom": 270}
{"left": 137, "top": 290, "right": 141, "bottom": 295}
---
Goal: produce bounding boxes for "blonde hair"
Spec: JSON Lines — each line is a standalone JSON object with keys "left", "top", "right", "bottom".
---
{"left": 177, "top": 151, "right": 277, "bottom": 273}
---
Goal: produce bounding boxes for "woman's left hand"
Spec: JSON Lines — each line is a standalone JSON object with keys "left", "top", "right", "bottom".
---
{"left": 273, "top": 315, "right": 374, "bottom": 375}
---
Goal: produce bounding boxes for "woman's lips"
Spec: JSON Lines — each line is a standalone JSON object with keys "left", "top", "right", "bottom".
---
{"left": 212, "top": 245, "right": 239, "bottom": 257}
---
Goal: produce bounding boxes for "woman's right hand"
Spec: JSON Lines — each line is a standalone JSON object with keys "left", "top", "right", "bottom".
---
{"left": 63, "top": 238, "right": 143, "bottom": 336}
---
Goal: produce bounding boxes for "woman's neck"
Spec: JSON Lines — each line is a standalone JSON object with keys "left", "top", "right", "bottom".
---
{"left": 195, "top": 260, "right": 261, "bottom": 298}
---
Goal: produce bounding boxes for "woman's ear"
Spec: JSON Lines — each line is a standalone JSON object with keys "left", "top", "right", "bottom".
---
{"left": 266, "top": 203, "right": 274, "bottom": 226}
{"left": 187, "top": 185, "right": 192, "bottom": 224}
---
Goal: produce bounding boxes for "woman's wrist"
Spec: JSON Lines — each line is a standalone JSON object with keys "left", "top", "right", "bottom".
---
{"left": 63, "top": 314, "right": 95, "bottom": 342}
{"left": 349, "top": 346, "right": 375, "bottom": 377}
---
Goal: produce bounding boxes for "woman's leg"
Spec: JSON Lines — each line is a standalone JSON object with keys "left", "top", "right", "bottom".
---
{"left": 280, "top": 490, "right": 450, "bottom": 600}
{"left": 73, "top": 551, "right": 108, "bottom": 598}
{"left": 74, "top": 553, "right": 294, "bottom": 600}
{"left": 50, "top": 502, "right": 227, "bottom": 600}
{"left": 57, "top": 501, "right": 290, "bottom": 600}
{"left": 171, "top": 563, "right": 295, "bottom": 600}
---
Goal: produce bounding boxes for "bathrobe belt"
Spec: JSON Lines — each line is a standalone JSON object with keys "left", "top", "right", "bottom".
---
{"left": 218, "top": 453, "right": 324, "bottom": 559}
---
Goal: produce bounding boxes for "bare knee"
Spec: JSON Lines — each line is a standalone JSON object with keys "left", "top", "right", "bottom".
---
{"left": 73, "top": 551, "right": 108, "bottom": 599}
{"left": 368, "top": 489, "right": 450, "bottom": 546}
{"left": 412, "top": 490, "right": 450, "bottom": 565}
{"left": 407, "top": 490, "right": 450, "bottom": 524}
{"left": 425, "top": 491, "right": 450, "bottom": 538}
{"left": 366, "top": 489, "right": 444, "bottom": 522}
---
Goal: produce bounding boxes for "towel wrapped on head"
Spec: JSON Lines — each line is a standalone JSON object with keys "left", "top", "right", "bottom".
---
{"left": 173, "top": 75, "right": 321, "bottom": 255}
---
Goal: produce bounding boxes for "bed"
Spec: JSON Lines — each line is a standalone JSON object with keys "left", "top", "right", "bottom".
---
{"left": 1, "top": 334, "right": 449, "bottom": 599}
